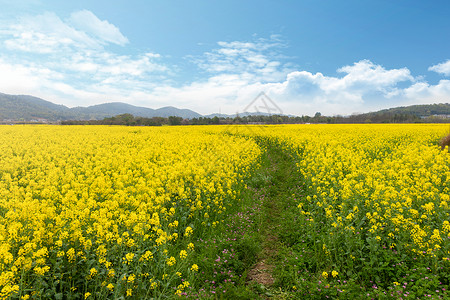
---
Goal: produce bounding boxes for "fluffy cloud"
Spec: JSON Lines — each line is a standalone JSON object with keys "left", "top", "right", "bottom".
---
{"left": 128, "top": 60, "right": 416, "bottom": 116}
{"left": 192, "top": 36, "right": 290, "bottom": 83}
{"left": 182, "top": 40, "right": 423, "bottom": 115}
{"left": 261, "top": 60, "right": 415, "bottom": 112}
{"left": 336, "top": 60, "right": 413, "bottom": 90}
{"left": 0, "top": 59, "right": 49, "bottom": 93}
{"left": 69, "top": 10, "right": 128, "bottom": 46}
{"left": 1, "top": 10, "right": 450, "bottom": 116}
{"left": 2, "top": 10, "right": 129, "bottom": 54}
{"left": 429, "top": 60, "right": 450, "bottom": 76}
{"left": 3, "top": 12, "right": 101, "bottom": 53}
{"left": 3, "top": 10, "right": 129, "bottom": 53}
{"left": 63, "top": 52, "right": 167, "bottom": 78}
{"left": 0, "top": 10, "right": 169, "bottom": 106}
{"left": 260, "top": 61, "right": 450, "bottom": 115}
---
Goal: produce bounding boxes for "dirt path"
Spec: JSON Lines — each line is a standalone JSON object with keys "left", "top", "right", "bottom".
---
{"left": 246, "top": 142, "right": 300, "bottom": 297}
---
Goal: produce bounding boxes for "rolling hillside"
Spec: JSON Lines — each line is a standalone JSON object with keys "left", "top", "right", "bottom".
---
{"left": 0, "top": 93, "right": 201, "bottom": 121}
{"left": 1, "top": 92, "right": 449, "bottom": 122}
{"left": 368, "top": 103, "right": 450, "bottom": 117}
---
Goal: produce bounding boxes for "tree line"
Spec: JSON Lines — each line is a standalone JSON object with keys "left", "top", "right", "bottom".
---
{"left": 60, "top": 112, "right": 450, "bottom": 126}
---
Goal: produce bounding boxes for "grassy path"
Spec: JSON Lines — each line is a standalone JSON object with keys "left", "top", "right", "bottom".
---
{"left": 188, "top": 139, "right": 308, "bottom": 299}
{"left": 245, "top": 139, "right": 304, "bottom": 299}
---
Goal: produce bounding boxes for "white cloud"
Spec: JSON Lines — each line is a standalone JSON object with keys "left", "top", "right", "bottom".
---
{"left": 179, "top": 39, "right": 422, "bottom": 115}
{"left": 1, "top": 13, "right": 450, "bottom": 117}
{"left": 1, "top": 51, "right": 448, "bottom": 115}
{"left": 3, "top": 12, "right": 104, "bottom": 53}
{"left": 429, "top": 60, "right": 450, "bottom": 76}
{"left": 0, "top": 60, "right": 42, "bottom": 93}
{"left": 0, "top": 10, "right": 169, "bottom": 106}
{"left": 0, "top": 52, "right": 170, "bottom": 107}
{"left": 240, "top": 60, "right": 416, "bottom": 115}
{"left": 396, "top": 79, "right": 450, "bottom": 109}
{"left": 69, "top": 10, "right": 128, "bottom": 46}
{"left": 192, "top": 36, "right": 290, "bottom": 83}
{"left": 165, "top": 57, "right": 448, "bottom": 116}
{"left": 5, "top": 31, "right": 66, "bottom": 54}
{"left": 124, "top": 60, "right": 414, "bottom": 116}
{"left": 0, "top": 58, "right": 63, "bottom": 91}
{"left": 63, "top": 52, "right": 168, "bottom": 78}
{"left": 336, "top": 60, "right": 413, "bottom": 90}
{"left": 0, "top": 58, "right": 161, "bottom": 107}
{"left": 3, "top": 10, "right": 129, "bottom": 54}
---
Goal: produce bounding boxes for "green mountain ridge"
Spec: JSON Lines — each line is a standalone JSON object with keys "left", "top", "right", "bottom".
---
{"left": 1, "top": 92, "right": 450, "bottom": 122}
{"left": 366, "top": 103, "right": 450, "bottom": 117}
{"left": 0, "top": 93, "right": 201, "bottom": 121}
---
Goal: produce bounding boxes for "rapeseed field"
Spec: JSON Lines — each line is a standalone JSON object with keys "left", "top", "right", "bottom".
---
{"left": 241, "top": 124, "right": 450, "bottom": 298}
{"left": 0, "top": 124, "right": 449, "bottom": 299}
{"left": 0, "top": 125, "right": 260, "bottom": 299}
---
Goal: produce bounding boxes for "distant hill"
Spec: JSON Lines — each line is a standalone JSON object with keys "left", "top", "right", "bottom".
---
{"left": 2, "top": 92, "right": 450, "bottom": 122}
{"left": 155, "top": 106, "right": 202, "bottom": 118}
{"left": 0, "top": 93, "right": 201, "bottom": 121}
{"left": 0, "top": 93, "right": 69, "bottom": 120}
{"left": 204, "top": 112, "right": 296, "bottom": 118}
{"left": 366, "top": 103, "right": 450, "bottom": 117}
{"left": 205, "top": 104, "right": 450, "bottom": 119}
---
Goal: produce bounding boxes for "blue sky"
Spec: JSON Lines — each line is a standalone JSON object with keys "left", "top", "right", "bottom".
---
{"left": 1, "top": 0, "right": 450, "bottom": 116}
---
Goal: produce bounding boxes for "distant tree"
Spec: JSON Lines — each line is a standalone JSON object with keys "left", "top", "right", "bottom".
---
{"left": 117, "top": 114, "right": 135, "bottom": 125}
{"left": 168, "top": 116, "right": 183, "bottom": 125}
{"left": 211, "top": 116, "right": 220, "bottom": 124}
{"left": 233, "top": 116, "right": 243, "bottom": 124}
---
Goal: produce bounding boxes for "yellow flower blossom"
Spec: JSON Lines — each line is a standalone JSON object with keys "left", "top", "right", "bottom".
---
{"left": 187, "top": 243, "right": 194, "bottom": 251}
{"left": 123, "top": 252, "right": 134, "bottom": 264}
{"left": 166, "top": 256, "right": 176, "bottom": 266}
{"left": 126, "top": 289, "right": 132, "bottom": 297}
{"left": 127, "top": 274, "right": 135, "bottom": 283}
{"left": 190, "top": 264, "right": 199, "bottom": 272}
{"left": 90, "top": 268, "right": 97, "bottom": 277}
{"left": 185, "top": 226, "right": 193, "bottom": 236}
{"left": 179, "top": 250, "right": 187, "bottom": 259}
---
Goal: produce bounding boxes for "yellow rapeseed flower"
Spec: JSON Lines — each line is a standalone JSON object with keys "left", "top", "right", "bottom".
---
{"left": 190, "top": 264, "right": 199, "bottom": 272}
{"left": 179, "top": 250, "right": 187, "bottom": 259}
{"left": 166, "top": 256, "right": 176, "bottom": 266}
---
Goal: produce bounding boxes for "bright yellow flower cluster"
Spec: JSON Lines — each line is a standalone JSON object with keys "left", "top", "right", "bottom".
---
{"left": 244, "top": 124, "right": 450, "bottom": 264}
{"left": 0, "top": 125, "right": 260, "bottom": 298}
